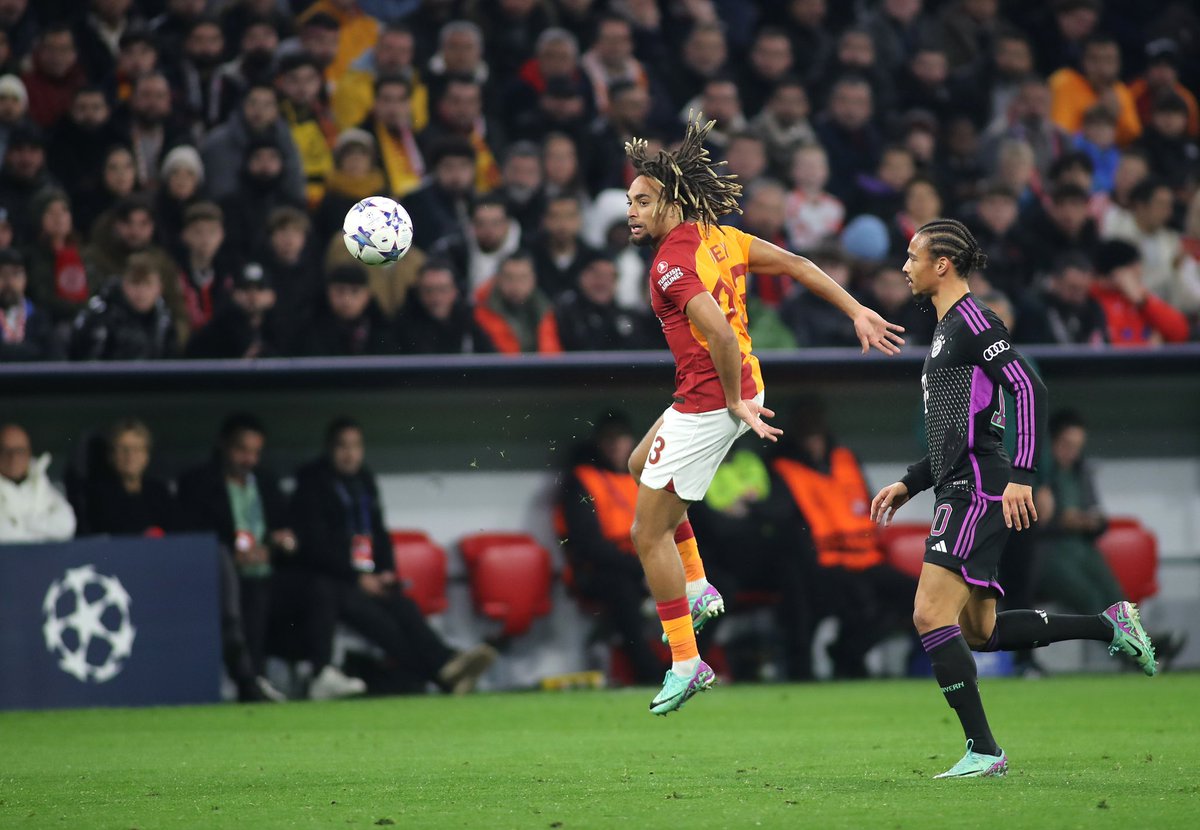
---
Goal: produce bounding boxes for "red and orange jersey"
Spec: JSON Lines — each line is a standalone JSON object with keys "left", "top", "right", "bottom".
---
{"left": 649, "top": 221, "right": 764, "bottom": 413}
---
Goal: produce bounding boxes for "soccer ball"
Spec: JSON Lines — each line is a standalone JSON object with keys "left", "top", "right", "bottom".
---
{"left": 343, "top": 196, "right": 414, "bottom": 265}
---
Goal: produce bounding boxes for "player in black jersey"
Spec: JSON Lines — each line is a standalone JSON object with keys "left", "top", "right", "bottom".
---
{"left": 870, "top": 219, "right": 1158, "bottom": 779}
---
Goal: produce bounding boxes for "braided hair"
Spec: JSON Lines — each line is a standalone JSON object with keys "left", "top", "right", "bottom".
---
{"left": 624, "top": 112, "right": 743, "bottom": 229}
{"left": 914, "top": 218, "right": 988, "bottom": 277}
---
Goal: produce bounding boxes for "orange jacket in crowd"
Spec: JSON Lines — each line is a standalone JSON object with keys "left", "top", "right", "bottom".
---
{"left": 772, "top": 448, "right": 885, "bottom": 571}
{"left": 472, "top": 281, "right": 561, "bottom": 355}
{"left": 1049, "top": 68, "right": 1142, "bottom": 146}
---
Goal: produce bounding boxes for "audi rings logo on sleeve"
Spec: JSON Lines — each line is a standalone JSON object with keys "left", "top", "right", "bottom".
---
{"left": 983, "top": 340, "right": 1011, "bottom": 361}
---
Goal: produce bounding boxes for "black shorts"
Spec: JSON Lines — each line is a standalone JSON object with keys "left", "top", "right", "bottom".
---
{"left": 923, "top": 489, "right": 1009, "bottom": 595}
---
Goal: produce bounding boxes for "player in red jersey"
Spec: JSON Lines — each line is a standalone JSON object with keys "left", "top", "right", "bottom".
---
{"left": 625, "top": 116, "right": 906, "bottom": 714}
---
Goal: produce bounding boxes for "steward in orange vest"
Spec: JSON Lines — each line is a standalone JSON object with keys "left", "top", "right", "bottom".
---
{"left": 557, "top": 413, "right": 659, "bottom": 684}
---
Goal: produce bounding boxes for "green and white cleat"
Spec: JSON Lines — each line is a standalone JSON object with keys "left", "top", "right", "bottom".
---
{"left": 648, "top": 660, "right": 715, "bottom": 716}
{"left": 1102, "top": 601, "right": 1157, "bottom": 676}
{"left": 662, "top": 585, "right": 725, "bottom": 644}
{"left": 933, "top": 740, "right": 1008, "bottom": 779}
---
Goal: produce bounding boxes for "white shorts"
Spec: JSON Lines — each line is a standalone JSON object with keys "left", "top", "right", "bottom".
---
{"left": 640, "top": 392, "right": 765, "bottom": 502}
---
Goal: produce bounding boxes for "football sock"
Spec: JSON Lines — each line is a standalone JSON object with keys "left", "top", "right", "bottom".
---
{"left": 657, "top": 596, "right": 700, "bottom": 677}
{"left": 675, "top": 521, "right": 708, "bottom": 602}
{"left": 977, "top": 610, "right": 1112, "bottom": 652}
{"left": 922, "top": 625, "right": 1000, "bottom": 757}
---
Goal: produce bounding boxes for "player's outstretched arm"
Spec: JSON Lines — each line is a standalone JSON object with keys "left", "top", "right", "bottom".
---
{"left": 870, "top": 481, "right": 910, "bottom": 526}
{"left": 685, "top": 291, "right": 782, "bottom": 442}
{"left": 746, "top": 236, "right": 905, "bottom": 355}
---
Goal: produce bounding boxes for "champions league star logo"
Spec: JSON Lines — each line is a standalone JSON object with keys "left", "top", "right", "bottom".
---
{"left": 42, "top": 565, "right": 136, "bottom": 683}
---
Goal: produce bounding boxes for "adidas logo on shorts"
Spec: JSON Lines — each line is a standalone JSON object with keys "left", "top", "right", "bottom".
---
{"left": 931, "top": 540, "right": 948, "bottom": 553}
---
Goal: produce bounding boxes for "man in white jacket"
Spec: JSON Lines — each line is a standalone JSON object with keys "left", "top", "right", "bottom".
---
{"left": 0, "top": 424, "right": 76, "bottom": 543}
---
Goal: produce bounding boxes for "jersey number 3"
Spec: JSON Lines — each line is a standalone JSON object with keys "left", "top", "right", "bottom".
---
{"left": 648, "top": 436, "right": 665, "bottom": 465}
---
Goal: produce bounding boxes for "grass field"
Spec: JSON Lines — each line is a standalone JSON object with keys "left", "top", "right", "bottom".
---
{"left": 2, "top": 674, "right": 1198, "bottom": 829}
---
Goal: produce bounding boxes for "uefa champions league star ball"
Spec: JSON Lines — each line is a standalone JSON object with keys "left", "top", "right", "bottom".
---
{"left": 343, "top": 196, "right": 414, "bottom": 266}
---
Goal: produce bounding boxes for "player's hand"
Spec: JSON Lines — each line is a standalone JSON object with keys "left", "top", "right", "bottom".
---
{"left": 870, "top": 482, "right": 910, "bottom": 525}
{"left": 359, "top": 572, "right": 387, "bottom": 597}
{"left": 1003, "top": 482, "right": 1037, "bottom": 531}
{"left": 728, "top": 399, "right": 783, "bottom": 442}
{"left": 853, "top": 308, "right": 906, "bottom": 356}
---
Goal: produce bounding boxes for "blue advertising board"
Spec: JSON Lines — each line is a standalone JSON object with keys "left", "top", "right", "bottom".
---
{"left": 0, "top": 534, "right": 222, "bottom": 710}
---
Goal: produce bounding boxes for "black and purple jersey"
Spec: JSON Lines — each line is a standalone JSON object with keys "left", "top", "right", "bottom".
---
{"left": 901, "top": 294, "right": 1047, "bottom": 498}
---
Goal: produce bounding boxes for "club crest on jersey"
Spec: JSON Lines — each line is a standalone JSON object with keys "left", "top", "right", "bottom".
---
{"left": 657, "top": 260, "right": 668, "bottom": 274}
{"left": 931, "top": 334, "right": 945, "bottom": 357}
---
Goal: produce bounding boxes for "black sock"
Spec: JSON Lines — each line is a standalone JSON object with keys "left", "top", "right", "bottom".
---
{"left": 978, "top": 610, "right": 1112, "bottom": 652}
{"left": 922, "top": 625, "right": 999, "bottom": 757}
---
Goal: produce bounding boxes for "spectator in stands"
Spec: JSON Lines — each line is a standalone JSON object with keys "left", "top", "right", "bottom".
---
{"left": 0, "top": 124, "right": 56, "bottom": 244}
{"left": 110, "top": 29, "right": 159, "bottom": 106}
{"left": 862, "top": 0, "right": 940, "bottom": 75}
{"left": 815, "top": 75, "right": 883, "bottom": 204}
{"left": 1129, "top": 39, "right": 1199, "bottom": 139}
{"left": 950, "top": 28, "right": 1034, "bottom": 129}
{"left": 784, "top": 143, "right": 845, "bottom": 254}
{"left": 394, "top": 259, "right": 490, "bottom": 355}
{"left": 779, "top": 247, "right": 861, "bottom": 348}
{"left": 862, "top": 263, "right": 936, "bottom": 345}
{"left": 529, "top": 193, "right": 596, "bottom": 300}
{"left": 1105, "top": 180, "right": 1200, "bottom": 317}
{"left": 968, "top": 184, "right": 1031, "bottom": 298}
{"left": 220, "top": 1, "right": 294, "bottom": 56}
{"left": 1049, "top": 34, "right": 1141, "bottom": 147}
{"left": 0, "top": 248, "right": 61, "bottom": 361}
{"left": 1133, "top": 93, "right": 1200, "bottom": 187}
{"left": 896, "top": 44, "right": 954, "bottom": 125}
{"left": 175, "top": 17, "right": 241, "bottom": 135}
{"left": 219, "top": 137, "right": 305, "bottom": 263}
{"left": 979, "top": 75, "right": 1068, "bottom": 179}
{"left": 314, "top": 127, "right": 383, "bottom": 240}
{"left": 1018, "top": 252, "right": 1107, "bottom": 345}
{"left": 334, "top": 23, "right": 427, "bottom": 134}
{"left": 431, "top": 194, "right": 521, "bottom": 292}
{"left": 1021, "top": 183, "right": 1100, "bottom": 269}
{"left": 1030, "top": 0, "right": 1099, "bottom": 75}
{"left": 497, "top": 141, "right": 546, "bottom": 239}
{"left": 688, "top": 76, "right": 745, "bottom": 155}
{"left": 737, "top": 27, "right": 794, "bottom": 118}
{"left": 298, "top": 263, "right": 393, "bottom": 357}
{"left": 816, "top": 27, "right": 894, "bottom": 117}
{"left": 541, "top": 131, "right": 590, "bottom": 209}
{"left": 174, "top": 201, "right": 234, "bottom": 335}
{"left": 46, "top": 86, "right": 123, "bottom": 219}
{"left": 83, "top": 418, "right": 177, "bottom": 537}
{"left": 151, "top": 0, "right": 207, "bottom": 60}
{"left": 663, "top": 21, "right": 726, "bottom": 111}
{"left": 509, "top": 28, "right": 594, "bottom": 137}
{"left": 737, "top": 180, "right": 792, "bottom": 307}
{"left": 583, "top": 81, "right": 652, "bottom": 192}
{"left": 579, "top": 14, "right": 647, "bottom": 117}
{"left": 513, "top": 74, "right": 592, "bottom": 149}
{"left": 186, "top": 261, "right": 281, "bottom": 359}
{"left": 770, "top": 400, "right": 917, "bottom": 678}
{"left": 473, "top": 250, "right": 559, "bottom": 354}
{"left": 558, "top": 411, "right": 660, "bottom": 684}
{"left": 1100, "top": 149, "right": 1150, "bottom": 233}
{"left": 852, "top": 145, "right": 915, "bottom": 220}
{"left": 722, "top": 132, "right": 768, "bottom": 189}
{"left": 23, "top": 188, "right": 93, "bottom": 327}
{"left": 0, "top": 74, "right": 27, "bottom": 163}
{"left": 292, "top": 6, "right": 370, "bottom": 88}
{"left": 1090, "top": 239, "right": 1190, "bottom": 346}
{"left": 939, "top": 0, "right": 1007, "bottom": 72}
{"left": 73, "top": 143, "right": 135, "bottom": 240}
{"left": 155, "top": 145, "right": 205, "bottom": 249}
{"left": 1072, "top": 105, "right": 1120, "bottom": 195}
{"left": 424, "top": 20, "right": 488, "bottom": 104}
{"left": 216, "top": 14, "right": 282, "bottom": 102}
{"left": 554, "top": 253, "right": 656, "bottom": 352}
{"left": 259, "top": 204, "right": 320, "bottom": 333}
{"left": 289, "top": 416, "right": 497, "bottom": 694}
{"left": 177, "top": 412, "right": 291, "bottom": 702}
{"left": 421, "top": 75, "right": 501, "bottom": 194}
{"left": 20, "top": 25, "right": 86, "bottom": 130}
{"left": 0, "top": 422, "right": 76, "bottom": 542}
{"left": 471, "top": 0, "right": 554, "bottom": 83}
{"left": 403, "top": 137, "right": 476, "bottom": 250}
{"left": 274, "top": 52, "right": 336, "bottom": 207}
{"left": 357, "top": 74, "right": 423, "bottom": 200}
{"left": 201, "top": 82, "right": 304, "bottom": 204}
{"left": 118, "top": 72, "right": 188, "bottom": 191}
{"left": 891, "top": 176, "right": 943, "bottom": 259}
{"left": 69, "top": 252, "right": 173, "bottom": 361}
{"left": 750, "top": 77, "right": 816, "bottom": 182}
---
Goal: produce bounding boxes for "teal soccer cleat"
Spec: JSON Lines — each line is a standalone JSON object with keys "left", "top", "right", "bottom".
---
{"left": 649, "top": 661, "right": 715, "bottom": 716}
{"left": 933, "top": 740, "right": 1008, "bottom": 779}
{"left": 662, "top": 585, "right": 725, "bottom": 644}
{"left": 1102, "top": 601, "right": 1157, "bottom": 676}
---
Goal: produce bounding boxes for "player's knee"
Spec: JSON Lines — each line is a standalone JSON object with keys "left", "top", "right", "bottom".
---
{"left": 960, "top": 619, "right": 995, "bottom": 649}
{"left": 912, "top": 600, "right": 949, "bottom": 634}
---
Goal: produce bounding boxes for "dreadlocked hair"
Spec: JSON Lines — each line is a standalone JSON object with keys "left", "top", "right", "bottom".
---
{"left": 624, "top": 112, "right": 743, "bottom": 228}
{"left": 915, "top": 218, "right": 988, "bottom": 277}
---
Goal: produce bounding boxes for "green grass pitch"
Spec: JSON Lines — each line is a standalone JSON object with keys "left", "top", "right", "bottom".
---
{"left": 2, "top": 674, "right": 1198, "bottom": 829}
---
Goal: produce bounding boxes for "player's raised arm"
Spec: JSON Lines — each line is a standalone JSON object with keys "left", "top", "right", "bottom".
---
{"left": 746, "top": 236, "right": 905, "bottom": 355}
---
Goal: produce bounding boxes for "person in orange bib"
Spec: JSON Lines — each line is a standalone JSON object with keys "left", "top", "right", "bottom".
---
{"left": 623, "top": 114, "right": 906, "bottom": 714}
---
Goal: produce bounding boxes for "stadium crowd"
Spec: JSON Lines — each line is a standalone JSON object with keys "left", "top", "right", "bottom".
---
{"left": 0, "top": 0, "right": 1198, "bottom": 364}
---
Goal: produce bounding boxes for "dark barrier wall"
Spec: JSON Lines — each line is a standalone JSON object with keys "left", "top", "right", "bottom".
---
{"left": 0, "top": 535, "right": 222, "bottom": 710}
{"left": 1, "top": 347, "right": 1198, "bottom": 479}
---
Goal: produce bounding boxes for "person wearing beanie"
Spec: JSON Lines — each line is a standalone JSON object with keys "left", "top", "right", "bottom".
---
{"left": 156, "top": 144, "right": 206, "bottom": 247}
{"left": 0, "top": 74, "right": 29, "bottom": 164}
{"left": 312, "top": 127, "right": 383, "bottom": 242}
{"left": 1090, "top": 238, "right": 1189, "bottom": 345}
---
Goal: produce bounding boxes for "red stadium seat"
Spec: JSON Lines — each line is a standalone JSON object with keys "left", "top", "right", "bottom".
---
{"left": 459, "top": 532, "right": 553, "bottom": 637}
{"left": 1095, "top": 517, "right": 1159, "bottom": 604}
{"left": 390, "top": 530, "right": 449, "bottom": 616}
{"left": 877, "top": 522, "right": 930, "bottom": 580}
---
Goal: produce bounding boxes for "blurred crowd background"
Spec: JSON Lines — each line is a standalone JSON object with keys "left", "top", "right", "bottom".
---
{"left": 0, "top": 0, "right": 1199, "bottom": 365}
